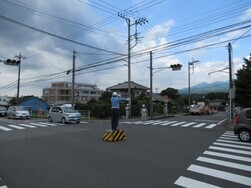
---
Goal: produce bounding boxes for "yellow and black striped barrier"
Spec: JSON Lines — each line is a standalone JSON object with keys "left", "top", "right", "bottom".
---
{"left": 103, "top": 130, "right": 126, "bottom": 142}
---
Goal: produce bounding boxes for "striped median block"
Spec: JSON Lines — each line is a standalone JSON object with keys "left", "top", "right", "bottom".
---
{"left": 103, "top": 130, "right": 126, "bottom": 142}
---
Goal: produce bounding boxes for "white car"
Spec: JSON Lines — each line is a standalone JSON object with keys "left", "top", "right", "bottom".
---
{"left": 48, "top": 105, "right": 81, "bottom": 124}
{"left": 7, "top": 106, "right": 30, "bottom": 119}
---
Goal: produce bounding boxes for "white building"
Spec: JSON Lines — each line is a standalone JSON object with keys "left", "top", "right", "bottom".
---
{"left": 0, "top": 95, "right": 13, "bottom": 106}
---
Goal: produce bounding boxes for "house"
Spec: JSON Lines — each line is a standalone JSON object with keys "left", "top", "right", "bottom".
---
{"left": 0, "top": 95, "right": 13, "bottom": 106}
{"left": 106, "top": 81, "right": 149, "bottom": 98}
{"left": 42, "top": 81, "right": 103, "bottom": 105}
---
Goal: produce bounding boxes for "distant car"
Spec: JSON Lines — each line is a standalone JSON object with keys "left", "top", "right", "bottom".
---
{"left": 7, "top": 106, "right": 30, "bottom": 119}
{"left": 0, "top": 106, "right": 7, "bottom": 117}
{"left": 48, "top": 105, "right": 81, "bottom": 124}
{"left": 234, "top": 107, "right": 251, "bottom": 142}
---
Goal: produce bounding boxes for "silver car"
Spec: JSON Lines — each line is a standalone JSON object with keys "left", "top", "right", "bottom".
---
{"left": 7, "top": 106, "right": 30, "bottom": 119}
{"left": 48, "top": 105, "right": 81, "bottom": 124}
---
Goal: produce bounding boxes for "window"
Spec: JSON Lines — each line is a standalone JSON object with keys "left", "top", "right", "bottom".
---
{"left": 246, "top": 110, "right": 251, "bottom": 119}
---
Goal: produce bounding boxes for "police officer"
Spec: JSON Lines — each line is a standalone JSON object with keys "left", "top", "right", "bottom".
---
{"left": 111, "top": 92, "right": 129, "bottom": 130}
{"left": 141, "top": 104, "right": 148, "bottom": 122}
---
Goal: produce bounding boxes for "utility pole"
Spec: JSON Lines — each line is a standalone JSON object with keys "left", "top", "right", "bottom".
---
{"left": 15, "top": 52, "right": 26, "bottom": 102}
{"left": 150, "top": 51, "right": 153, "bottom": 119}
{"left": 72, "top": 50, "right": 76, "bottom": 106}
{"left": 118, "top": 13, "right": 148, "bottom": 116}
{"left": 188, "top": 59, "right": 199, "bottom": 108}
{"left": 228, "top": 42, "right": 233, "bottom": 123}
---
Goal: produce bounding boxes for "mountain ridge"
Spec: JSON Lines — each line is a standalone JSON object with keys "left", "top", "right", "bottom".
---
{"left": 178, "top": 81, "right": 228, "bottom": 94}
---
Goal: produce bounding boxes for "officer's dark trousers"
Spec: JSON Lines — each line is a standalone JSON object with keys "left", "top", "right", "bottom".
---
{"left": 111, "top": 108, "right": 120, "bottom": 130}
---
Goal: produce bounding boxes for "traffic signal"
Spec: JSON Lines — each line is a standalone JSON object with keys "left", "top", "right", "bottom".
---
{"left": 76, "top": 91, "right": 80, "bottom": 97}
{"left": 170, "top": 64, "right": 182, "bottom": 71}
{"left": 4, "top": 59, "right": 20, "bottom": 66}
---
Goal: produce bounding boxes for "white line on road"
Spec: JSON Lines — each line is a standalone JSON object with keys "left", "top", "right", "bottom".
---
{"left": 204, "top": 150, "right": 251, "bottom": 163}
{"left": 29, "top": 122, "right": 48, "bottom": 127}
{"left": 213, "top": 142, "right": 251, "bottom": 150}
{"left": 197, "top": 156, "right": 251, "bottom": 172}
{"left": 181, "top": 122, "right": 196, "bottom": 127}
{"left": 188, "top": 164, "right": 251, "bottom": 186}
{"left": 170, "top": 121, "right": 186, "bottom": 126}
{"left": 0, "top": 125, "right": 12, "bottom": 131}
{"left": 216, "top": 139, "right": 251, "bottom": 146}
{"left": 19, "top": 123, "right": 37, "bottom": 128}
{"left": 174, "top": 176, "right": 221, "bottom": 188}
{"left": 193, "top": 123, "right": 207, "bottom": 128}
{"left": 209, "top": 146, "right": 251, "bottom": 155}
{"left": 205, "top": 124, "right": 217, "bottom": 129}
{"left": 7, "top": 125, "right": 25, "bottom": 130}
{"left": 160, "top": 121, "right": 177, "bottom": 126}
{"left": 37, "top": 122, "right": 58, "bottom": 126}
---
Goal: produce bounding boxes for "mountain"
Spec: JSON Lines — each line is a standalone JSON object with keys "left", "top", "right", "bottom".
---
{"left": 178, "top": 81, "right": 228, "bottom": 94}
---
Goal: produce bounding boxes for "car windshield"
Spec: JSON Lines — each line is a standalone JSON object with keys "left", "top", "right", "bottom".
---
{"left": 15, "top": 106, "right": 27, "bottom": 111}
{"left": 0, "top": 106, "right": 6, "bottom": 110}
{"left": 63, "top": 107, "right": 77, "bottom": 113}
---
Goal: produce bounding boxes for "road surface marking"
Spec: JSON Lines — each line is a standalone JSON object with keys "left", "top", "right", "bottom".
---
{"left": 181, "top": 122, "right": 196, "bottom": 127}
{"left": 213, "top": 142, "right": 251, "bottom": 150}
{"left": 29, "top": 122, "right": 48, "bottom": 127}
{"left": 7, "top": 125, "right": 25, "bottom": 130}
{"left": 170, "top": 121, "right": 186, "bottom": 126}
{"left": 0, "top": 126, "right": 12, "bottom": 131}
{"left": 216, "top": 139, "right": 251, "bottom": 145}
{"left": 151, "top": 120, "right": 169, "bottom": 125}
{"left": 188, "top": 164, "right": 251, "bottom": 186}
{"left": 37, "top": 122, "right": 58, "bottom": 126}
{"left": 19, "top": 123, "right": 37, "bottom": 128}
{"left": 197, "top": 156, "right": 251, "bottom": 172}
{"left": 160, "top": 121, "right": 178, "bottom": 126}
{"left": 193, "top": 123, "right": 207, "bottom": 128}
{"left": 205, "top": 123, "right": 217, "bottom": 129}
{"left": 204, "top": 150, "right": 251, "bottom": 162}
{"left": 174, "top": 176, "right": 221, "bottom": 188}
{"left": 209, "top": 146, "right": 251, "bottom": 155}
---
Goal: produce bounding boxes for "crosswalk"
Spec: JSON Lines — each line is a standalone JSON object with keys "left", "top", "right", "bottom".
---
{"left": 120, "top": 120, "right": 218, "bottom": 129}
{"left": 174, "top": 131, "right": 251, "bottom": 187}
{"left": 0, "top": 121, "right": 87, "bottom": 132}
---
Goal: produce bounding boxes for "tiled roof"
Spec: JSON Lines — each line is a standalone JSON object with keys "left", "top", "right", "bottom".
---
{"left": 107, "top": 81, "right": 149, "bottom": 90}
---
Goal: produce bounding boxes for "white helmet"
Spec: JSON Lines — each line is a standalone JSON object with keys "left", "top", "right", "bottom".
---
{"left": 112, "top": 92, "right": 118, "bottom": 96}
{"left": 142, "top": 104, "right": 145, "bottom": 107}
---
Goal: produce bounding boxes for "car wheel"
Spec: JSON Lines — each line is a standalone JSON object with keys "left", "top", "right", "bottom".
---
{"left": 62, "top": 117, "right": 66, "bottom": 124}
{"left": 238, "top": 129, "right": 251, "bottom": 142}
{"left": 76, "top": 121, "right": 80, "bottom": 124}
{"left": 48, "top": 116, "right": 52, "bottom": 122}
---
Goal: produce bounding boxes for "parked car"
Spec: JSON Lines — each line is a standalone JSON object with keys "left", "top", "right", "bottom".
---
{"left": 48, "top": 105, "right": 81, "bottom": 124}
{"left": 234, "top": 107, "right": 251, "bottom": 142}
{"left": 7, "top": 106, "right": 30, "bottom": 119}
{"left": 0, "top": 106, "right": 7, "bottom": 117}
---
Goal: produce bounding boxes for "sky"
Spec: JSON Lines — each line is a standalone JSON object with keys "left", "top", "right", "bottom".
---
{"left": 0, "top": 0, "right": 251, "bottom": 97}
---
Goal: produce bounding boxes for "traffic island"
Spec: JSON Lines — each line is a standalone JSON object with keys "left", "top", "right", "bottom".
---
{"left": 103, "top": 130, "right": 126, "bottom": 142}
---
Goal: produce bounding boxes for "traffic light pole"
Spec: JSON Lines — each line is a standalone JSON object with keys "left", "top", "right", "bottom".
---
{"left": 15, "top": 52, "right": 26, "bottom": 102}
{"left": 188, "top": 59, "right": 199, "bottom": 108}
{"left": 72, "top": 50, "right": 76, "bottom": 106}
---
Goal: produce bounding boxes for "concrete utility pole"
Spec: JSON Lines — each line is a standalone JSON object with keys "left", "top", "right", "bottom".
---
{"left": 228, "top": 42, "right": 233, "bottom": 123}
{"left": 72, "top": 50, "right": 76, "bottom": 106}
{"left": 188, "top": 59, "right": 200, "bottom": 108}
{"left": 15, "top": 52, "right": 26, "bottom": 101}
{"left": 149, "top": 51, "right": 153, "bottom": 119}
{"left": 118, "top": 13, "right": 148, "bottom": 116}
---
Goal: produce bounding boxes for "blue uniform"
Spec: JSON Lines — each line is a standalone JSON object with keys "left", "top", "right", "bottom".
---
{"left": 111, "top": 96, "right": 127, "bottom": 130}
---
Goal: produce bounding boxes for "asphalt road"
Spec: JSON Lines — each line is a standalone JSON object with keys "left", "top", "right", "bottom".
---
{"left": 0, "top": 113, "right": 250, "bottom": 188}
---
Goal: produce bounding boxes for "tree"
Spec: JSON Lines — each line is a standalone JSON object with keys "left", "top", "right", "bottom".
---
{"left": 235, "top": 57, "right": 251, "bottom": 107}
{"left": 160, "top": 87, "right": 180, "bottom": 100}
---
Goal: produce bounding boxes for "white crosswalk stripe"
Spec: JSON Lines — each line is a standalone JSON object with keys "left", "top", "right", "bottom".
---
{"left": 120, "top": 120, "right": 218, "bottom": 129}
{"left": 0, "top": 125, "right": 12, "bottom": 131}
{"left": 174, "top": 131, "right": 251, "bottom": 187}
{"left": 7, "top": 125, "right": 25, "bottom": 130}
{"left": 0, "top": 122, "right": 60, "bottom": 131}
